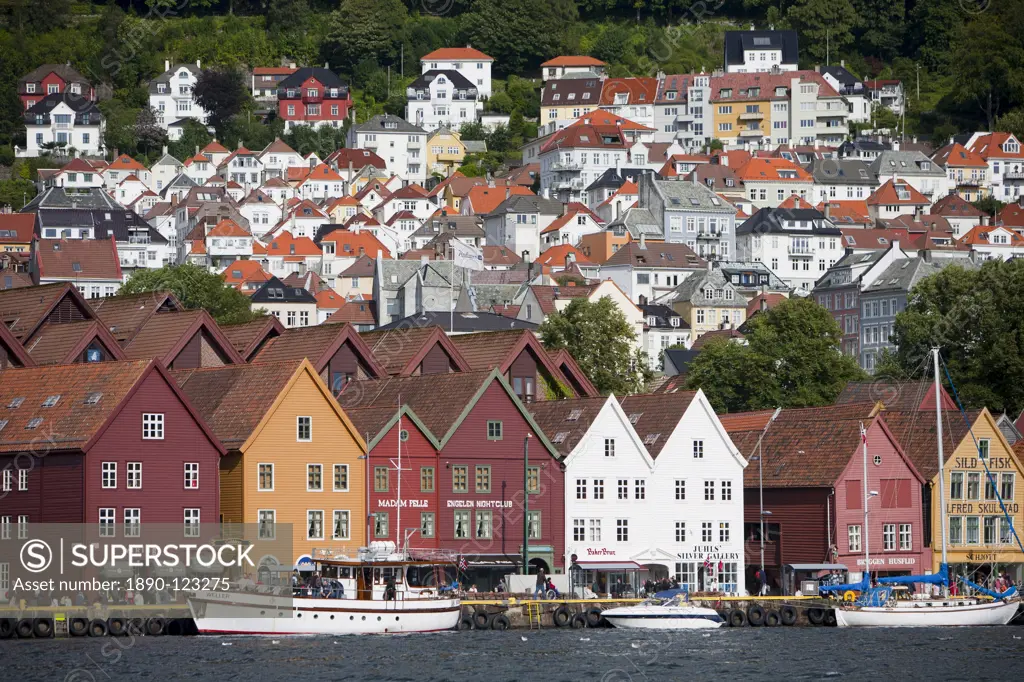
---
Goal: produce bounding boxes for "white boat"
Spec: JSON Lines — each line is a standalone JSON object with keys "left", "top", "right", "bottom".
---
{"left": 602, "top": 594, "right": 724, "bottom": 630}
{"left": 833, "top": 349, "right": 1020, "bottom": 627}
{"left": 188, "top": 546, "right": 462, "bottom": 635}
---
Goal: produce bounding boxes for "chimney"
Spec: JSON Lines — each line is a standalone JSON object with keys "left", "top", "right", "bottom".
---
{"left": 892, "top": 140, "right": 901, "bottom": 152}
{"left": 824, "top": 202, "right": 831, "bottom": 219}
{"left": 981, "top": 214, "right": 990, "bottom": 226}
{"left": 639, "top": 234, "right": 646, "bottom": 249}
{"left": 196, "top": 59, "right": 201, "bottom": 69}
{"left": 841, "top": 59, "right": 845, "bottom": 68}
{"left": 420, "top": 255, "right": 429, "bottom": 265}
{"left": 505, "top": 186, "right": 510, "bottom": 200}
{"left": 165, "top": 60, "right": 170, "bottom": 72}
{"left": 162, "top": 145, "right": 168, "bottom": 156}
{"left": 195, "top": 145, "right": 200, "bottom": 157}
{"left": 813, "top": 139, "right": 819, "bottom": 150}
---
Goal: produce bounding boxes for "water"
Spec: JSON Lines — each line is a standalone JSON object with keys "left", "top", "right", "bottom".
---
{"left": 2, "top": 628, "right": 1021, "bottom": 681}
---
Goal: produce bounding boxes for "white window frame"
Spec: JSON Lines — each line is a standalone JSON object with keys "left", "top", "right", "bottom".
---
{"left": 184, "top": 508, "right": 201, "bottom": 537}
{"left": 307, "top": 463, "right": 324, "bottom": 492}
{"left": 258, "top": 463, "right": 274, "bottom": 491}
{"left": 17, "top": 468, "right": 27, "bottom": 491}
{"left": 258, "top": 509, "right": 276, "bottom": 539}
{"left": 307, "top": 510, "right": 324, "bottom": 540}
{"left": 183, "top": 462, "right": 199, "bottom": 490}
{"left": 333, "top": 510, "right": 350, "bottom": 540}
{"left": 101, "top": 462, "right": 117, "bottom": 489}
{"left": 143, "top": 413, "right": 164, "bottom": 440}
{"left": 127, "top": 461, "right": 142, "bottom": 489}
{"left": 124, "top": 508, "right": 141, "bottom": 537}
{"left": 297, "top": 415, "right": 312, "bottom": 442}
{"left": 99, "top": 508, "right": 116, "bottom": 537}
{"left": 333, "top": 464, "right": 350, "bottom": 492}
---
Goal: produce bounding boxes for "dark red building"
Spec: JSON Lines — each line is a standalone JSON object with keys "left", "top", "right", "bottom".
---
{"left": 18, "top": 64, "right": 95, "bottom": 111}
{"left": 0, "top": 360, "right": 224, "bottom": 534}
{"left": 277, "top": 67, "right": 351, "bottom": 131}
{"left": 342, "top": 370, "right": 563, "bottom": 590}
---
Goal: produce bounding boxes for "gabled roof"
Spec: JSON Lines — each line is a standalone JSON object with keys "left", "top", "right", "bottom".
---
{"left": 252, "top": 321, "right": 387, "bottom": 377}
{"left": 931, "top": 193, "right": 985, "bottom": 218}
{"left": 122, "top": 309, "right": 244, "bottom": 365}
{"left": 278, "top": 67, "right": 348, "bottom": 91}
{"left": 734, "top": 157, "right": 812, "bottom": 182}
{"left": 464, "top": 185, "right": 534, "bottom": 215}
{"left": 260, "top": 138, "right": 299, "bottom": 156}
{"left": 264, "top": 231, "right": 322, "bottom": 259}
{"left": 528, "top": 395, "right": 622, "bottom": 457}
{"left": 535, "top": 243, "right": 594, "bottom": 267}
{"left": 958, "top": 224, "right": 1024, "bottom": 246}
{"left": 323, "top": 298, "right": 377, "bottom": 326}
{"left": 618, "top": 391, "right": 698, "bottom": 458}
{"left": 23, "top": 319, "right": 126, "bottom": 365}
{"left": 106, "top": 154, "right": 148, "bottom": 173}
{"left": 603, "top": 241, "right": 706, "bottom": 269}
{"left": 866, "top": 178, "right": 931, "bottom": 206}
{"left": 0, "top": 282, "right": 96, "bottom": 341}
{"left": 932, "top": 142, "right": 987, "bottom": 168}
{"left": 0, "top": 213, "right": 37, "bottom": 245}
{"left": 421, "top": 47, "right": 493, "bottom": 61}
{"left": 447, "top": 328, "right": 579, "bottom": 391}
{"left": 600, "top": 77, "right": 658, "bottom": 106}
{"left": 36, "top": 237, "right": 122, "bottom": 281}
{"left": 723, "top": 30, "right": 799, "bottom": 67}
{"left": 206, "top": 218, "right": 251, "bottom": 238}
{"left": 316, "top": 226, "right": 392, "bottom": 258}
{"left": 546, "top": 348, "right": 599, "bottom": 397}
{"left": 326, "top": 148, "right": 387, "bottom": 169}
{"left": 966, "top": 132, "right": 1024, "bottom": 160}
{"left": 359, "top": 325, "right": 473, "bottom": 376}
{"left": 219, "top": 315, "right": 284, "bottom": 361}
{"left": 299, "top": 163, "right": 344, "bottom": 184}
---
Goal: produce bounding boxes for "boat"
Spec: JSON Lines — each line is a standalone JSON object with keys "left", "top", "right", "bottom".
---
{"left": 827, "top": 348, "right": 1020, "bottom": 627}
{"left": 602, "top": 589, "right": 725, "bottom": 630}
{"left": 187, "top": 545, "right": 462, "bottom": 635}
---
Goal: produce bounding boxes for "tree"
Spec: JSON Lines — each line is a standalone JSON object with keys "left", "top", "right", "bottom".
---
{"left": 951, "top": 11, "right": 1024, "bottom": 130}
{"left": 135, "top": 107, "right": 168, "bottom": 158}
{"left": 324, "top": 0, "right": 407, "bottom": 69}
{"left": 168, "top": 119, "right": 213, "bottom": 161}
{"left": 194, "top": 68, "right": 249, "bottom": 137}
{"left": 0, "top": 178, "right": 35, "bottom": 210}
{"left": 996, "top": 109, "right": 1024, "bottom": 144}
{"left": 786, "top": 0, "right": 859, "bottom": 64}
{"left": 686, "top": 298, "right": 866, "bottom": 412}
{"left": 459, "top": 122, "right": 486, "bottom": 141}
{"left": 539, "top": 296, "right": 652, "bottom": 395}
{"left": 119, "top": 264, "right": 260, "bottom": 325}
{"left": 851, "top": 0, "right": 904, "bottom": 61}
{"left": 877, "top": 259, "right": 1024, "bottom": 414}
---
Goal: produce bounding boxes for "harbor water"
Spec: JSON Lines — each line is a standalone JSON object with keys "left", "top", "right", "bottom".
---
{"left": 2, "top": 627, "right": 1022, "bottom": 681}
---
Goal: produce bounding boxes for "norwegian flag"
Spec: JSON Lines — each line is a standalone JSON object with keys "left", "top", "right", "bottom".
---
{"left": 457, "top": 556, "right": 468, "bottom": 573}
{"left": 703, "top": 555, "right": 712, "bottom": 571}
{"left": 861, "top": 424, "right": 868, "bottom": 444}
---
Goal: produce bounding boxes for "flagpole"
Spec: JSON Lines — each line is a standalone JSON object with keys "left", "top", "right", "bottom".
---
{"left": 449, "top": 244, "right": 454, "bottom": 333}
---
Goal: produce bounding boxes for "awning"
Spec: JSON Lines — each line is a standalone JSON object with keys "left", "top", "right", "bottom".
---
{"left": 785, "top": 563, "right": 848, "bottom": 571}
{"left": 574, "top": 561, "right": 646, "bottom": 571}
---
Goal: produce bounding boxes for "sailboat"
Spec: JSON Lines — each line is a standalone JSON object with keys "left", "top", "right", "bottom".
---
{"left": 828, "top": 348, "right": 1019, "bottom": 627}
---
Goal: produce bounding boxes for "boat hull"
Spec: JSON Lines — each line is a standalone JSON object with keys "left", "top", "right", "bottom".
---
{"left": 835, "top": 599, "right": 1019, "bottom": 627}
{"left": 602, "top": 606, "right": 725, "bottom": 630}
{"left": 188, "top": 590, "right": 462, "bottom": 635}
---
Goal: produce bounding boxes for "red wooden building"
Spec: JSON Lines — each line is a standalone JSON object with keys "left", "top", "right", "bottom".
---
{"left": 0, "top": 360, "right": 223, "bottom": 536}
{"left": 18, "top": 64, "right": 95, "bottom": 111}
{"left": 276, "top": 67, "right": 352, "bottom": 131}
{"left": 724, "top": 403, "right": 929, "bottom": 594}
{"left": 343, "top": 369, "right": 563, "bottom": 590}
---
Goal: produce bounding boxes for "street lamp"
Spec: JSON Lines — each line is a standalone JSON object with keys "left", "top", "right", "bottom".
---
{"left": 522, "top": 433, "right": 532, "bottom": 576}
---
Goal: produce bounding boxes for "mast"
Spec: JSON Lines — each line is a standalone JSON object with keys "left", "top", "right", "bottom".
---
{"left": 933, "top": 348, "right": 948, "bottom": 570}
{"left": 862, "top": 421, "right": 870, "bottom": 586}
{"left": 396, "top": 402, "right": 402, "bottom": 553}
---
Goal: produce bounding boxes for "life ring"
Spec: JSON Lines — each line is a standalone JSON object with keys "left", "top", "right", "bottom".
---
{"left": 843, "top": 590, "right": 857, "bottom": 602}
{"left": 764, "top": 609, "right": 781, "bottom": 627}
{"left": 472, "top": 609, "right": 491, "bottom": 630}
{"left": 490, "top": 614, "right": 511, "bottom": 630}
{"left": 780, "top": 605, "right": 798, "bottom": 626}
{"left": 552, "top": 605, "right": 571, "bottom": 627}
{"left": 69, "top": 618, "right": 89, "bottom": 637}
{"left": 728, "top": 608, "right": 747, "bottom": 627}
{"left": 15, "top": 619, "right": 34, "bottom": 638}
{"left": 458, "top": 615, "right": 473, "bottom": 631}
{"left": 89, "top": 619, "right": 109, "bottom": 637}
{"left": 807, "top": 607, "right": 825, "bottom": 625}
{"left": 33, "top": 618, "right": 53, "bottom": 638}
{"left": 0, "top": 618, "right": 16, "bottom": 638}
{"left": 571, "top": 613, "right": 588, "bottom": 628}
{"left": 746, "top": 605, "right": 766, "bottom": 626}
{"left": 107, "top": 617, "right": 126, "bottom": 636}
{"left": 145, "top": 618, "right": 165, "bottom": 636}
{"left": 823, "top": 610, "right": 838, "bottom": 626}
{"left": 585, "top": 606, "right": 603, "bottom": 628}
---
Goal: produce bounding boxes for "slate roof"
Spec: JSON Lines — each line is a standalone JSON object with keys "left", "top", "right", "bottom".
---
{"left": 23, "top": 187, "right": 119, "bottom": 211}
{"left": 485, "top": 194, "right": 563, "bottom": 217}
{"left": 410, "top": 69, "right": 476, "bottom": 93}
{"left": 277, "top": 67, "right": 347, "bottom": 92}
{"left": 24, "top": 93, "right": 102, "bottom": 123}
{"left": 737, "top": 207, "right": 841, "bottom": 236}
{"left": 250, "top": 276, "right": 317, "bottom": 304}
{"left": 353, "top": 114, "right": 425, "bottom": 135}
{"left": 804, "top": 158, "right": 876, "bottom": 185}
{"left": 605, "top": 207, "right": 662, "bottom": 238}
{"left": 653, "top": 178, "right": 737, "bottom": 213}
{"left": 870, "top": 151, "right": 946, "bottom": 178}
{"left": 172, "top": 360, "right": 304, "bottom": 449}
{"left": 723, "top": 30, "right": 799, "bottom": 68}
{"left": 603, "top": 241, "right": 706, "bottom": 269}
{"left": 541, "top": 76, "right": 604, "bottom": 107}
{"left": 618, "top": 392, "right": 698, "bottom": 458}
{"left": 375, "top": 311, "right": 537, "bottom": 333}
{"left": 862, "top": 258, "right": 940, "bottom": 294}
{"left": 19, "top": 64, "right": 91, "bottom": 90}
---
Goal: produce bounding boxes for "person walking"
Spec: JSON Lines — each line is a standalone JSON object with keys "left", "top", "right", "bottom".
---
{"left": 534, "top": 568, "right": 547, "bottom": 598}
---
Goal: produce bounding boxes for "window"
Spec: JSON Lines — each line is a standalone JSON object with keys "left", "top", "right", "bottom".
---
{"left": 127, "top": 462, "right": 141, "bottom": 489}
{"left": 1001, "top": 473, "right": 1015, "bottom": 501}
{"left": 528, "top": 511, "right": 541, "bottom": 539}
{"left": 593, "top": 479, "right": 605, "bottom": 499}
{"left": 297, "top": 416, "right": 312, "bottom": 441}
{"left": 475, "top": 510, "right": 493, "bottom": 539}
{"left": 984, "top": 516, "right": 998, "bottom": 545}
{"left": 452, "top": 465, "right": 468, "bottom": 492}
{"left": 184, "top": 462, "right": 199, "bottom": 490}
{"left": 704, "top": 480, "right": 714, "bottom": 501}
{"left": 675, "top": 480, "right": 685, "bottom": 500}
{"left": 332, "top": 510, "right": 350, "bottom": 540}
{"left": 573, "top": 519, "right": 586, "bottom": 542}
{"left": 99, "top": 508, "right": 116, "bottom": 537}
{"left": 589, "top": 519, "right": 602, "bottom": 541}
{"left": 604, "top": 438, "right": 615, "bottom": 457}
{"left": 258, "top": 510, "right": 276, "bottom": 539}
{"left": 701, "top": 521, "right": 712, "bottom": 542}
{"left": 420, "top": 466, "right": 434, "bottom": 493}
{"left": 527, "top": 466, "right": 540, "bottom": 494}
{"left": 487, "top": 420, "right": 503, "bottom": 440}
{"left": 949, "top": 516, "right": 963, "bottom": 544}
{"left": 899, "top": 523, "right": 912, "bottom": 550}
{"left": 950, "top": 471, "right": 963, "bottom": 500}
{"left": 693, "top": 440, "right": 704, "bottom": 458}
{"left": 102, "top": 462, "right": 117, "bottom": 489}
{"left": 421, "top": 512, "right": 435, "bottom": 538}
{"left": 967, "top": 472, "right": 981, "bottom": 500}
{"left": 978, "top": 439, "right": 990, "bottom": 460}
{"left": 374, "top": 466, "right": 389, "bottom": 492}
{"left": 305, "top": 464, "right": 323, "bottom": 492}
{"left": 576, "top": 478, "right": 587, "bottom": 499}
{"left": 966, "top": 516, "right": 980, "bottom": 544}
{"left": 258, "top": 463, "right": 274, "bottom": 491}
{"left": 0, "top": 516, "right": 8, "bottom": 540}
{"left": 719, "top": 522, "right": 731, "bottom": 543}
{"left": 618, "top": 479, "right": 629, "bottom": 499}
{"left": 334, "top": 464, "right": 349, "bottom": 492}
{"left": 143, "top": 413, "right": 164, "bottom": 439}
{"left": 124, "top": 508, "right": 140, "bottom": 537}
{"left": 454, "top": 510, "right": 470, "bottom": 539}
{"left": 721, "top": 480, "right": 732, "bottom": 501}
{"left": 374, "top": 512, "right": 389, "bottom": 539}
{"left": 475, "top": 466, "right": 491, "bottom": 493}
{"left": 184, "top": 508, "right": 200, "bottom": 537}
{"left": 635, "top": 479, "right": 646, "bottom": 500}
{"left": 616, "top": 519, "right": 629, "bottom": 542}
{"left": 17, "top": 469, "right": 26, "bottom": 491}
{"left": 848, "top": 524, "right": 861, "bottom": 552}
{"left": 985, "top": 473, "right": 998, "bottom": 500}
{"left": 1, "top": 470, "right": 9, "bottom": 493}
{"left": 882, "top": 523, "right": 896, "bottom": 551}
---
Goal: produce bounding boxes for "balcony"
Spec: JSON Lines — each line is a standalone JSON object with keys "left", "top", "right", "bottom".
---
{"left": 551, "top": 162, "right": 581, "bottom": 172}
{"left": 738, "top": 128, "right": 764, "bottom": 138}
{"left": 788, "top": 244, "right": 816, "bottom": 256}
{"left": 675, "top": 111, "right": 696, "bottom": 122}
{"left": 956, "top": 178, "right": 983, "bottom": 188}
{"left": 301, "top": 92, "right": 323, "bottom": 103}
{"left": 739, "top": 111, "right": 764, "bottom": 120}
{"left": 696, "top": 229, "right": 721, "bottom": 240}
{"left": 407, "top": 139, "right": 421, "bottom": 149}
{"left": 1002, "top": 170, "right": 1024, "bottom": 181}
{"left": 553, "top": 178, "right": 583, "bottom": 190}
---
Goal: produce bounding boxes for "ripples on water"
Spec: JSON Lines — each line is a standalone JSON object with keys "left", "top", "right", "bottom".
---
{"left": 2, "top": 628, "right": 1022, "bottom": 682}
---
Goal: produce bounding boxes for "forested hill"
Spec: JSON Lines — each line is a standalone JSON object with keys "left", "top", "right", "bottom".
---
{"left": 0, "top": 0, "right": 1022, "bottom": 159}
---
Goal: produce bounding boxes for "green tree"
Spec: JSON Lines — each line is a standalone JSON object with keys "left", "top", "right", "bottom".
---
{"left": 459, "top": 122, "right": 486, "bottom": 141}
{"left": 194, "top": 68, "right": 250, "bottom": 137}
{"left": 135, "top": 107, "right": 168, "bottom": 158}
{"left": 539, "top": 296, "right": 652, "bottom": 395}
{"left": 952, "top": 10, "right": 1024, "bottom": 130}
{"left": 786, "top": 0, "right": 859, "bottom": 64}
{"left": 878, "top": 260, "right": 1024, "bottom": 413}
{"left": 168, "top": 119, "right": 214, "bottom": 161}
{"left": 851, "top": 0, "right": 904, "bottom": 61}
{"left": 996, "top": 109, "right": 1024, "bottom": 144}
{"left": 119, "top": 263, "right": 259, "bottom": 325}
{"left": 0, "top": 178, "right": 35, "bottom": 210}
{"left": 686, "top": 298, "right": 866, "bottom": 412}
{"left": 324, "top": 0, "right": 407, "bottom": 69}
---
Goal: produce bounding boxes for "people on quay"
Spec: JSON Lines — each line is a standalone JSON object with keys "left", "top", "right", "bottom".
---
{"left": 384, "top": 574, "right": 397, "bottom": 601}
{"left": 546, "top": 577, "right": 560, "bottom": 599}
{"left": 533, "top": 568, "right": 547, "bottom": 598}
{"left": 495, "top": 579, "right": 507, "bottom": 594}
{"left": 467, "top": 584, "right": 478, "bottom": 594}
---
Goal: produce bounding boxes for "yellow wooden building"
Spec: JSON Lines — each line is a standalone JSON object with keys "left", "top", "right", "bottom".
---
{"left": 427, "top": 128, "right": 467, "bottom": 177}
{"left": 173, "top": 359, "right": 367, "bottom": 564}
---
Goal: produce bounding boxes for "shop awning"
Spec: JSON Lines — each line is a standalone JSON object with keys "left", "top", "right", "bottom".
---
{"left": 785, "top": 563, "right": 848, "bottom": 571}
{"left": 574, "top": 561, "right": 646, "bottom": 571}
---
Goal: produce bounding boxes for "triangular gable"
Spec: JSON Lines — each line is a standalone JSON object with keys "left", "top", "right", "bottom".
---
{"left": 670, "top": 388, "right": 749, "bottom": 470}
{"left": 860, "top": 413, "right": 927, "bottom": 485}
{"left": 952, "top": 408, "right": 1024, "bottom": 478}
{"left": 548, "top": 348, "right": 599, "bottom": 397}
{"left": 362, "top": 404, "right": 442, "bottom": 451}
{"left": 81, "top": 360, "right": 226, "bottom": 456}
{"left": 20, "top": 283, "right": 97, "bottom": 343}
{"left": 162, "top": 310, "right": 245, "bottom": 366}
{"left": 313, "top": 323, "right": 388, "bottom": 379}
{"left": 240, "top": 316, "right": 284, "bottom": 361}
{"left": 59, "top": 320, "right": 128, "bottom": 365}
{"left": 400, "top": 326, "right": 473, "bottom": 376}
{"left": 0, "top": 321, "right": 33, "bottom": 368}
{"left": 240, "top": 358, "right": 367, "bottom": 454}
{"left": 438, "top": 368, "right": 561, "bottom": 459}
{"left": 562, "top": 395, "right": 654, "bottom": 470}
{"left": 500, "top": 332, "right": 579, "bottom": 398}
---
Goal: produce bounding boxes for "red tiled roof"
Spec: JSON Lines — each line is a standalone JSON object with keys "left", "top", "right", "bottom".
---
{"left": 266, "top": 231, "right": 322, "bottom": 258}
{"left": 866, "top": 178, "right": 931, "bottom": 206}
{"left": 36, "top": 237, "right": 121, "bottom": 281}
{"left": 464, "top": 185, "right": 534, "bottom": 215}
{"left": 207, "top": 219, "right": 251, "bottom": 238}
{"left": 202, "top": 140, "right": 230, "bottom": 154}
{"left": 932, "top": 142, "right": 987, "bottom": 168}
{"left": 931, "top": 193, "right": 985, "bottom": 218}
{"left": 327, "top": 148, "right": 386, "bottom": 169}
{"left": 998, "top": 202, "right": 1024, "bottom": 228}
{"left": 324, "top": 299, "right": 376, "bottom": 326}
{"left": 818, "top": 201, "right": 872, "bottom": 226}
{"left": 966, "top": 133, "right": 1024, "bottom": 160}
{"left": 745, "top": 293, "right": 787, "bottom": 318}
{"left": 421, "top": 47, "right": 493, "bottom": 61}
{"left": 691, "top": 328, "right": 745, "bottom": 350}
{"left": 600, "top": 77, "right": 659, "bottom": 106}
{"left": 59, "top": 158, "right": 96, "bottom": 174}
{"left": 315, "top": 289, "right": 344, "bottom": 309}
{"left": 123, "top": 309, "right": 243, "bottom": 365}
{"left": 958, "top": 224, "right": 1024, "bottom": 246}
{"left": 299, "top": 163, "right": 344, "bottom": 184}
{"left": 360, "top": 326, "right": 472, "bottom": 377}
{"left": 482, "top": 245, "right": 521, "bottom": 267}
{"left": 218, "top": 315, "right": 283, "bottom": 359}
{"left": 222, "top": 259, "right": 271, "bottom": 288}
{"left": 0, "top": 213, "right": 36, "bottom": 244}
{"left": 541, "top": 56, "right": 606, "bottom": 68}
{"left": 106, "top": 154, "right": 147, "bottom": 172}
{"left": 535, "top": 243, "right": 594, "bottom": 267}
{"left": 253, "top": 322, "right": 387, "bottom": 377}
{"left": 734, "top": 158, "right": 812, "bottom": 182}
{"left": 319, "top": 228, "right": 392, "bottom": 259}
{"left": 23, "top": 319, "right": 126, "bottom": 365}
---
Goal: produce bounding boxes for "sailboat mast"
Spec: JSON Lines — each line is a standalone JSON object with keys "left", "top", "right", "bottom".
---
{"left": 396, "top": 402, "right": 402, "bottom": 553}
{"left": 933, "top": 348, "right": 948, "bottom": 568}
{"left": 862, "top": 421, "right": 870, "bottom": 585}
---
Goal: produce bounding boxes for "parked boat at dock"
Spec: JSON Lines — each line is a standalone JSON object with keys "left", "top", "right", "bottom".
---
{"left": 601, "top": 590, "right": 725, "bottom": 630}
